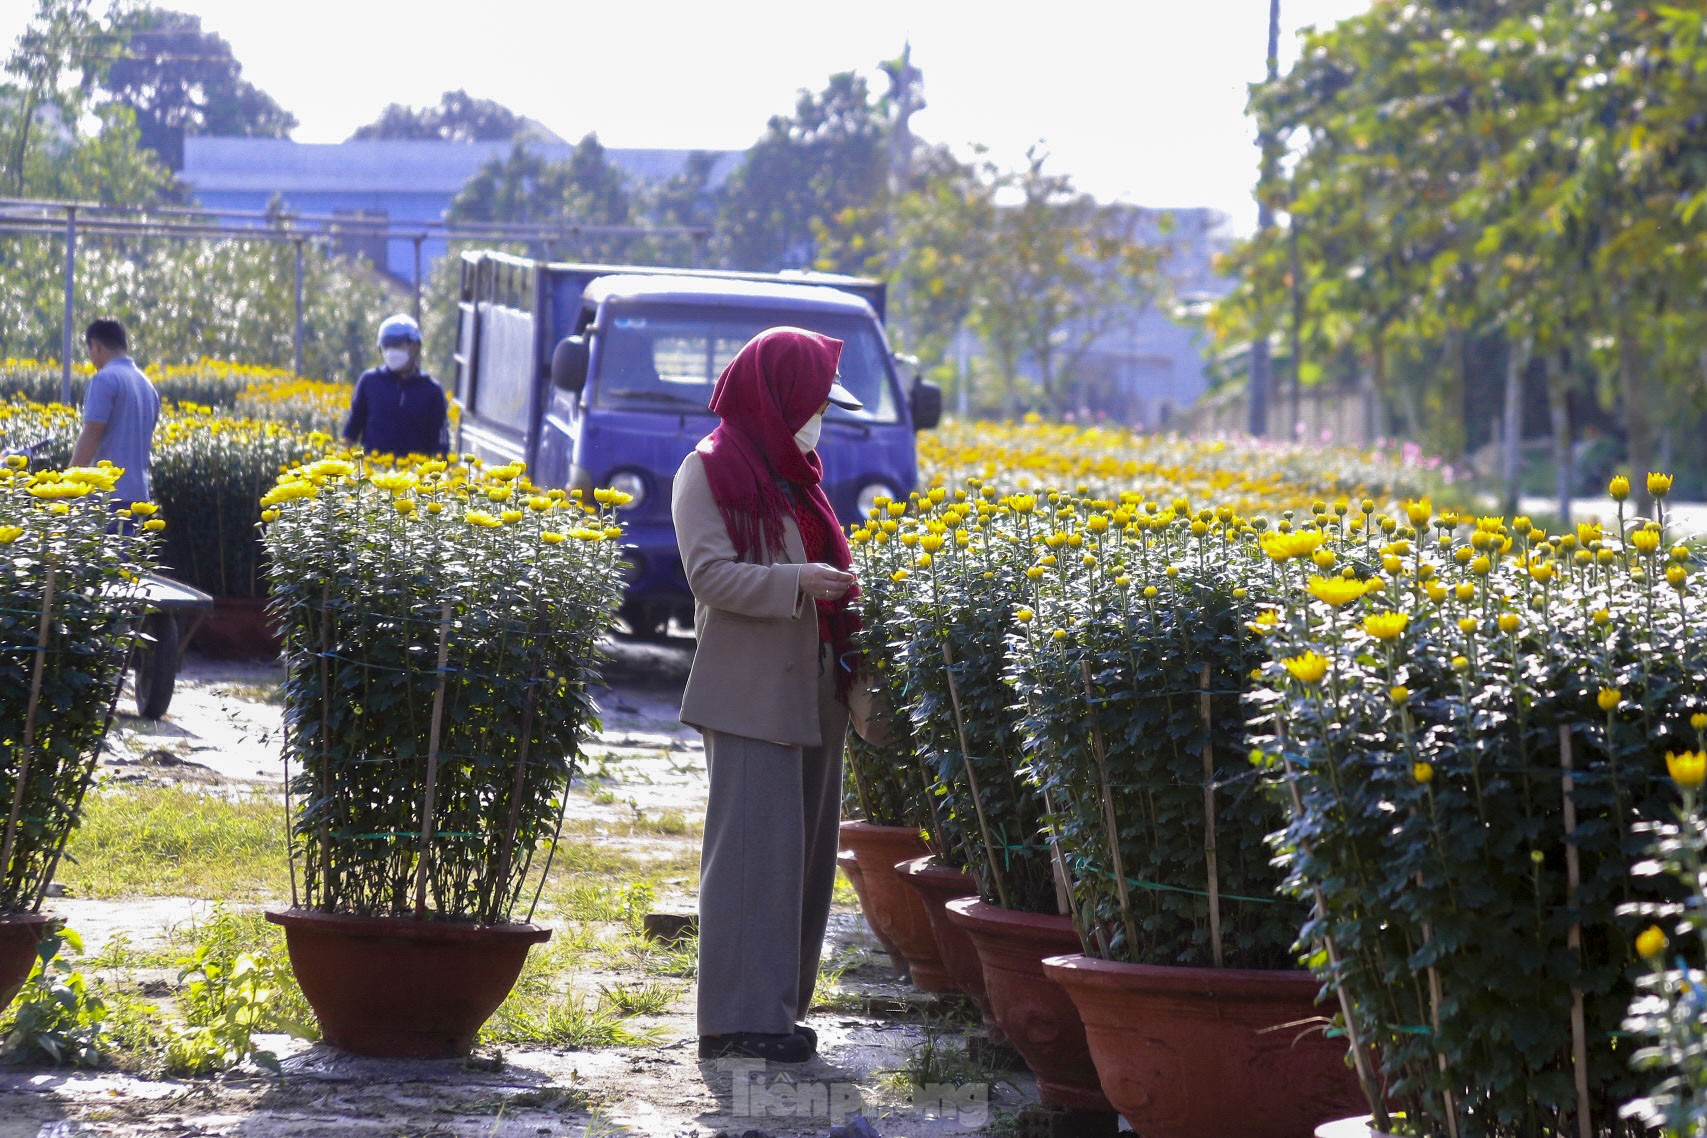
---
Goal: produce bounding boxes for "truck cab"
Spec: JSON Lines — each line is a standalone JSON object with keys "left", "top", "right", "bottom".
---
{"left": 453, "top": 252, "right": 941, "bottom": 636}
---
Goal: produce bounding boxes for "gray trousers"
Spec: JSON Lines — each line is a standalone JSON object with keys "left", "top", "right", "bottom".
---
{"left": 697, "top": 656, "right": 845, "bottom": 1037}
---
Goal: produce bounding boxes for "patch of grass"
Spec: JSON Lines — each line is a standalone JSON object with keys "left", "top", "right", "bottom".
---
{"left": 60, "top": 785, "right": 288, "bottom": 900}
{"left": 810, "top": 944, "right": 868, "bottom": 1014}
{"left": 599, "top": 979, "right": 681, "bottom": 1017}
{"left": 876, "top": 1011, "right": 1001, "bottom": 1098}
{"left": 481, "top": 939, "right": 659, "bottom": 1050}
{"left": 628, "top": 938, "right": 697, "bottom": 980}
{"left": 218, "top": 681, "right": 285, "bottom": 705}
{"left": 832, "top": 868, "right": 858, "bottom": 907}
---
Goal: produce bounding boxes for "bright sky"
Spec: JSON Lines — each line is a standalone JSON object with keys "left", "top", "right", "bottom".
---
{"left": 5, "top": 0, "right": 1370, "bottom": 234}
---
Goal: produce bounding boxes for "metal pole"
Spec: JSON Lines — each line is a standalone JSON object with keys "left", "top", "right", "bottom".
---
{"left": 293, "top": 238, "right": 305, "bottom": 377}
{"left": 412, "top": 235, "right": 424, "bottom": 322}
{"left": 61, "top": 205, "right": 76, "bottom": 404}
{"left": 1247, "top": 0, "right": 1282, "bottom": 437}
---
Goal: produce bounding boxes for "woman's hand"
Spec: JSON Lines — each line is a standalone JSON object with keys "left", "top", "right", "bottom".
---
{"left": 799, "top": 563, "right": 856, "bottom": 603}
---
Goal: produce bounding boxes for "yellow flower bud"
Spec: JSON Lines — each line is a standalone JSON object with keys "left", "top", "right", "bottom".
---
{"left": 1648, "top": 472, "right": 1673, "bottom": 500}
{"left": 1597, "top": 689, "right": 1620, "bottom": 712}
{"left": 1693, "top": 712, "right": 1707, "bottom": 731}
{"left": 1497, "top": 613, "right": 1519, "bottom": 633}
{"left": 1412, "top": 761, "right": 1434, "bottom": 785}
{"left": 1608, "top": 475, "right": 1630, "bottom": 501}
{"left": 1667, "top": 749, "right": 1706, "bottom": 790}
{"left": 1636, "top": 925, "right": 1668, "bottom": 961}
{"left": 1390, "top": 685, "right": 1410, "bottom": 705}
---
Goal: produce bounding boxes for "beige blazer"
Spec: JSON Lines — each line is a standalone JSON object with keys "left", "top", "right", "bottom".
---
{"left": 671, "top": 450, "right": 825, "bottom": 747}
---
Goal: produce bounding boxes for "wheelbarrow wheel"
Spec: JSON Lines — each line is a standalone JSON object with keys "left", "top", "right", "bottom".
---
{"left": 134, "top": 611, "right": 180, "bottom": 719}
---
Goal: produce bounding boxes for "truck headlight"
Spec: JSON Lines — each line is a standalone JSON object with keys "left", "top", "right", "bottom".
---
{"left": 856, "top": 481, "right": 900, "bottom": 517}
{"left": 608, "top": 470, "right": 646, "bottom": 510}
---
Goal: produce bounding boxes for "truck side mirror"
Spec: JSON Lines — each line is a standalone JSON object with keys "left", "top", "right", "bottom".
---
{"left": 551, "top": 335, "right": 589, "bottom": 394}
{"left": 910, "top": 379, "right": 943, "bottom": 431}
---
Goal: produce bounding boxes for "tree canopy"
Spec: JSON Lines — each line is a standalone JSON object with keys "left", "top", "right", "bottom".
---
{"left": 99, "top": 6, "right": 296, "bottom": 169}
{"left": 349, "top": 89, "right": 530, "bottom": 143}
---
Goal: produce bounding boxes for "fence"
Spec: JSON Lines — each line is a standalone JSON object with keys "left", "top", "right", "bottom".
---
{"left": 1172, "top": 378, "right": 1381, "bottom": 446}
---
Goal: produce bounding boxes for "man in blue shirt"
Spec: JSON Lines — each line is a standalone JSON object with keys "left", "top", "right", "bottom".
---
{"left": 342, "top": 314, "right": 450, "bottom": 457}
{"left": 71, "top": 318, "right": 161, "bottom": 506}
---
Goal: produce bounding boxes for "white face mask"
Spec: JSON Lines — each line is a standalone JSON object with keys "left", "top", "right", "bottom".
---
{"left": 793, "top": 413, "right": 823, "bottom": 452}
{"left": 383, "top": 347, "right": 412, "bottom": 371}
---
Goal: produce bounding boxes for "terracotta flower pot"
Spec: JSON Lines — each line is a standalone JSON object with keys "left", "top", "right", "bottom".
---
{"left": 837, "top": 849, "right": 908, "bottom": 978}
{"left": 837, "top": 820, "right": 955, "bottom": 992}
{"left": 944, "top": 897, "right": 1111, "bottom": 1112}
{"left": 895, "top": 856, "right": 1005, "bottom": 1041}
{"left": 266, "top": 908, "right": 549, "bottom": 1058}
{"left": 1044, "top": 953, "right": 1367, "bottom": 1138}
{"left": 0, "top": 913, "right": 58, "bottom": 1010}
{"left": 192, "top": 596, "right": 281, "bottom": 660}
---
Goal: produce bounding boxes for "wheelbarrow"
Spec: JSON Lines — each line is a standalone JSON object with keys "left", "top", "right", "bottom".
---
{"left": 127, "top": 572, "right": 213, "bottom": 720}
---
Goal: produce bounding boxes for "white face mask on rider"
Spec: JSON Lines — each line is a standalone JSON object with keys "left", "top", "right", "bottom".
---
{"left": 383, "top": 347, "right": 412, "bottom": 372}
{"left": 793, "top": 413, "right": 823, "bottom": 453}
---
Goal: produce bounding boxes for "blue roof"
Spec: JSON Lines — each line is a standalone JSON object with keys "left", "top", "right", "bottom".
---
{"left": 181, "top": 137, "right": 739, "bottom": 195}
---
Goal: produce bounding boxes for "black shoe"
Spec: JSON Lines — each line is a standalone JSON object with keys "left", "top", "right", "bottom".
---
{"left": 698, "top": 1031, "right": 812, "bottom": 1063}
{"left": 795, "top": 1024, "right": 817, "bottom": 1053}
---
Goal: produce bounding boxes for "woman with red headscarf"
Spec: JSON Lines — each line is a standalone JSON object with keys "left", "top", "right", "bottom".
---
{"left": 671, "top": 326, "right": 864, "bottom": 1064}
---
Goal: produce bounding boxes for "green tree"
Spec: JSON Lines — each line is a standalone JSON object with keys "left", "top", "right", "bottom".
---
{"left": 970, "top": 150, "right": 1167, "bottom": 416}
{"left": 716, "top": 71, "right": 888, "bottom": 272}
{"left": 98, "top": 6, "right": 296, "bottom": 169}
{"left": 349, "top": 89, "right": 528, "bottom": 143}
{"left": 1219, "top": 0, "right": 1707, "bottom": 507}
{"left": 447, "top": 133, "right": 634, "bottom": 262}
{"left": 1, "top": 0, "right": 118, "bottom": 194}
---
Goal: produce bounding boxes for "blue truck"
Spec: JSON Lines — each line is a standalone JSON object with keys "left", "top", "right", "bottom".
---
{"left": 451, "top": 251, "right": 942, "bottom": 636}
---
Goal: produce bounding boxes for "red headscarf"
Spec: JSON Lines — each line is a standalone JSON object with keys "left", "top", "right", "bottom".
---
{"left": 697, "top": 327, "right": 860, "bottom": 693}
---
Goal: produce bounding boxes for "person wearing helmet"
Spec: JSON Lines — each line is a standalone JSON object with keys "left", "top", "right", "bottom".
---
{"left": 342, "top": 314, "right": 449, "bottom": 457}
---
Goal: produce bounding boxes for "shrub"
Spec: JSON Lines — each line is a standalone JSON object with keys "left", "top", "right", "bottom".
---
{"left": 261, "top": 454, "right": 628, "bottom": 922}
{"left": 151, "top": 409, "right": 325, "bottom": 597}
{"left": 0, "top": 459, "right": 159, "bottom": 913}
{"left": 1253, "top": 490, "right": 1696, "bottom": 1135}
{"left": 1004, "top": 493, "right": 1303, "bottom": 964}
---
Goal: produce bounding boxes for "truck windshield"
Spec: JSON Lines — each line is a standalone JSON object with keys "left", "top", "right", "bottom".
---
{"left": 592, "top": 305, "right": 900, "bottom": 423}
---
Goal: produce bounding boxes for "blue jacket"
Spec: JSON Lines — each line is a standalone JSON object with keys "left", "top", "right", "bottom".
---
{"left": 343, "top": 368, "right": 449, "bottom": 457}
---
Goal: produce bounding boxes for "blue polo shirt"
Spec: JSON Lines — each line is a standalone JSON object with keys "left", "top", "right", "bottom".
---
{"left": 342, "top": 368, "right": 449, "bottom": 457}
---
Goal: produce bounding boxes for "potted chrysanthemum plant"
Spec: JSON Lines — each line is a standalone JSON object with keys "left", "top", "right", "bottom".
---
{"left": 259, "top": 453, "right": 627, "bottom": 1057}
{"left": 1, "top": 458, "right": 160, "bottom": 1009}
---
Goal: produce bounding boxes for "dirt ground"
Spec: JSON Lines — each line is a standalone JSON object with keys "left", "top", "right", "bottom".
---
{"left": 0, "top": 636, "right": 1046, "bottom": 1138}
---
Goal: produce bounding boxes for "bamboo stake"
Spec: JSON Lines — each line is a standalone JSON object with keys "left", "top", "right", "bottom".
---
{"left": 1199, "top": 663, "right": 1224, "bottom": 968}
{"left": 314, "top": 583, "right": 332, "bottom": 905}
{"left": 1039, "top": 782, "right": 1085, "bottom": 934}
{"left": 413, "top": 600, "right": 454, "bottom": 918}
{"left": 942, "top": 640, "right": 1011, "bottom": 909}
{"left": 1081, "top": 659, "right": 1139, "bottom": 955}
{"left": 34, "top": 597, "right": 136, "bottom": 912}
{"left": 1, "top": 564, "right": 55, "bottom": 892}
{"left": 1278, "top": 728, "right": 1386, "bottom": 1126}
{"left": 1560, "top": 724, "right": 1592, "bottom": 1138}
{"left": 489, "top": 648, "right": 543, "bottom": 924}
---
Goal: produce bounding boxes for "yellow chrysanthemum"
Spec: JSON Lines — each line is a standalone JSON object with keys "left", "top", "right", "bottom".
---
{"left": 1666, "top": 750, "right": 1706, "bottom": 790}
{"left": 1282, "top": 651, "right": 1329, "bottom": 685}
{"left": 0, "top": 525, "right": 23, "bottom": 543}
{"left": 1362, "top": 612, "right": 1408, "bottom": 641}
{"left": 1306, "top": 576, "right": 1369, "bottom": 608}
{"left": 1608, "top": 475, "right": 1630, "bottom": 501}
{"left": 1597, "top": 689, "right": 1621, "bottom": 712}
{"left": 1648, "top": 472, "right": 1673, "bottom": 500}
{"left": 1412, "top": 761, "right": 1434, "bottom": 784}
{"left": 1636, "top": 925, "right": 1668, "bottom": 961}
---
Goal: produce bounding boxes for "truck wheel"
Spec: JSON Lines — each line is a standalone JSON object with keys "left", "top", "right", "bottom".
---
{"left": 619, "top": 601, "right": 672, "bottom": 642}
{"left": 134, "top": 612, "right": 180, "bottom": 719}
